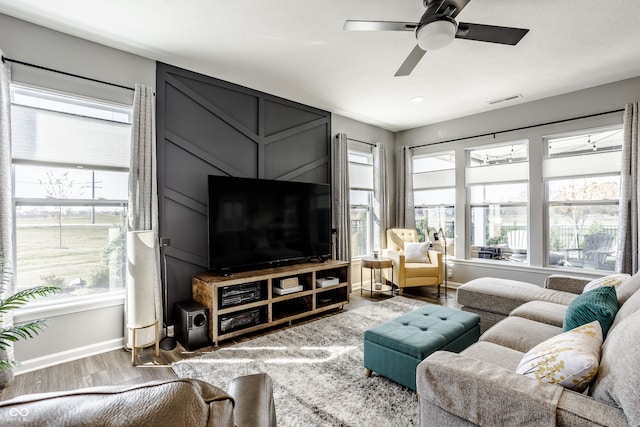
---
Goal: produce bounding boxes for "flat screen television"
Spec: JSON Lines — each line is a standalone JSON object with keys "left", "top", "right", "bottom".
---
{"left": 208, "top": 175, "right": 332, "bottom": 273}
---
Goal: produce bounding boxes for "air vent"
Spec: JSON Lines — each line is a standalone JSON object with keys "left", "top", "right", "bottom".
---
{"left": 487, "top": 94, "right": 523, "bottom": 105}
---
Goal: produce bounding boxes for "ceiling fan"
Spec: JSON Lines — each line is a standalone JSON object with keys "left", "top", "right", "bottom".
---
{"left": 344, "top": 0, "right": 529, "bottom": 77}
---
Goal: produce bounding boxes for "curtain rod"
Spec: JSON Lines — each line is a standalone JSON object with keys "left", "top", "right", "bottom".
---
{"left": 347, "top": 137, "right": 377, "bottom": 147}
{"left": 410, "top": 108, "right": 625, "bottom": 150}
{"left": 1, "top": 56, "right": 135, "bottom": 92}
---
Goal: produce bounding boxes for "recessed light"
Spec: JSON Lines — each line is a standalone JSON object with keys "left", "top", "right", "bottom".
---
{"left": 411, "top": 96, "right": 425, "bottom": 103}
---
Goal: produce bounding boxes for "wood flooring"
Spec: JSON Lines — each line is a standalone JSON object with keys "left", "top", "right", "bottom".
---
{"left": 0, "top": 287, "right": 459, "bottom": 400}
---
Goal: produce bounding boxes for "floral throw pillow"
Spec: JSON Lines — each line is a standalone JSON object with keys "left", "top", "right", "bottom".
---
{"left": 516, "top": 321, "right": 603, "bottom": 392}
{"left": 582, "top": 274, "right": 631, "bottom": 293}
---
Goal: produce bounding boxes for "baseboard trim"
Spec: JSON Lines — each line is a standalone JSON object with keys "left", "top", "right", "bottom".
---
{"left": 15, "top": 338, "right": 125, "bottom": 375}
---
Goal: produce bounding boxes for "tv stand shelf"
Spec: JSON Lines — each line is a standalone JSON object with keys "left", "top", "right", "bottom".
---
{"left": 192, "top": 260, "right": 350, "bottom": 346}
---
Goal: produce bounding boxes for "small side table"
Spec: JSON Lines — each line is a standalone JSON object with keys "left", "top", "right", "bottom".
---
{"left": 361, "top": 256, "right": 394, "bottom": 298}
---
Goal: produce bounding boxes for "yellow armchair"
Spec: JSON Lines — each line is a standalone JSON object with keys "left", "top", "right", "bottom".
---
{"left": 382, "top": 228, "right": 443, "bottom": 296}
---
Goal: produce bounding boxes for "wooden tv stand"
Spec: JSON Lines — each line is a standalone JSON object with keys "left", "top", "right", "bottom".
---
{"left": 192, "top": 260, "right": 350, "bottom": 346}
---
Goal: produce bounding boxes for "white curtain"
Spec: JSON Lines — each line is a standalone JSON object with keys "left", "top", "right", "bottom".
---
{"left": 125, "top": 84, "right": 162, "bottom": 348}
{"left": 373, "top": 144, "right": 389, "bottom": 250}
{"left": 396, "top": 146, "right": 415, "bottom": 229}
{"left": 332, "top": 133, "right": 351, "bottom": 261}
{"left": 0, "top": 52, "right": 15, "bottom": 385}
{"left": 616, "top": 101, "right": 640, "bottom": 274}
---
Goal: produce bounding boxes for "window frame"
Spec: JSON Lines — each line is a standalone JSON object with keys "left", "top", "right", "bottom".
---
{"left": 465, "top": 140, "right": 530, "bottom": 263}
{"left": 542, "top": 125, "right": 623, "bottom": 271}
{"left": 348, "top": 145, "right": 376, "bottom": 258}
{"left": 10, "top": 84, "right": 132, "bottom": 307}
{"left": 412, "top": 150, "right": 456, "bottom": 246}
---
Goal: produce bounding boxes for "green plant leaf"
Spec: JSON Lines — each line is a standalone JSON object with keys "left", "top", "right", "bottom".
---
{"left": 0, "top": 286, "right": 61, "bottom": 315}
{"left": 0, "top": 320, "right": 51, "bottom": 350}
{"left": 0, "top": 359, "right": 20, "bottom": 373}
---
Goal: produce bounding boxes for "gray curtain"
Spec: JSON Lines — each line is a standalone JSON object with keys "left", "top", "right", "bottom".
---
{"left": 125, "top": 84, "right": 163, "bottom": 348}
{"left": 332, "top": 133, "right": 351, "bottom": 261}
{"left": 616, "top": 101, "right": 640, "bottom": 274}
{"left": 373, "top": 144, "right": 389, "bottom": 250}
{"left": 396, "top": 146, "right": 415, "bottom": 229}
{"left": 0, "top": 51, "right": 15, "bottom": 385}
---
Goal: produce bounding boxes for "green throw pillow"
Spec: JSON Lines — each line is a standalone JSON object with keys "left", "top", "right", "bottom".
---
{"left": 563, "top": 286, "right": 618, "bottom": 337}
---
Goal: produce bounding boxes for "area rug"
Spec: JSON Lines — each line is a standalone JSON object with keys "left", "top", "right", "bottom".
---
{"left": 172, "top": 296, "right": 428, "bottom": 427}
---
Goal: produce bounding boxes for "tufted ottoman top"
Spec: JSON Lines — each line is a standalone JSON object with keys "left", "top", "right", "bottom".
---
{"left": 364, "top": 305, "right": 480, "bottom": 360}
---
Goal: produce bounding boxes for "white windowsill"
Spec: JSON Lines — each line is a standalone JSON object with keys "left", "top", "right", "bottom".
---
{"left": 453, "top": 258, "right": 605, "bottom": 278}
{"left": 14, "top": 291, "right": 125, "bottom": 323}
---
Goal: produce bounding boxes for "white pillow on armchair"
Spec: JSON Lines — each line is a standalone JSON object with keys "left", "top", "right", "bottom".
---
{"left": 404, "top": 242, "right": 430, "bottom": 263}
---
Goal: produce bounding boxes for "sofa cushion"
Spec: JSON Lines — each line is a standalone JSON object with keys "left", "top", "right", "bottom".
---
{"left": 615, "top": 271, "right": 640, "bottom": 306}
{"left": 582, "top": 273, "right": 631, "bottom": 293}
{"left": 563, "top": 286, "right": 618, "bottom": 337}
{"left": 510, "top": 301, "right": 567, "bottom": 327}
{"left": 516, "top": 321, "right": 602, "bottom": 393}
{"left": 457, "top": 277, "right": 577, "bottom": 318}
{"left": 461, "top": 341, "right": 524, "bottom": 371}
{"left": 589, "top": 308, "right": 640, "bottom": 426}
{"left": 480, "top": 316, "right": 562, "bottom": 353}
{"left": 609, "top": 276, "right": 640, "bottom": 332}
{"left": 404, "top": 241, "right": 430, "bottom": 263}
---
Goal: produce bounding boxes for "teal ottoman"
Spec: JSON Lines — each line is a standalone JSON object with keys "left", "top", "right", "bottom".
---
{"left": 364, "top": 304, "right": 480, "bottom": 391}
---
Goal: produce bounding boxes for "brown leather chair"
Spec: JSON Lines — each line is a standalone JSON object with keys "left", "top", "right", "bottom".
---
{"left": 383, "top": 228, "right": 443, "bottom": 296}
{"left": 0, "top": 374, "right": 277, "bottom": 427}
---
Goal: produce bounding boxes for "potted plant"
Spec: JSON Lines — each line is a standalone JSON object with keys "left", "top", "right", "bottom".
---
{"left": 0, "top": 256, "right": 59, "bottom": 383}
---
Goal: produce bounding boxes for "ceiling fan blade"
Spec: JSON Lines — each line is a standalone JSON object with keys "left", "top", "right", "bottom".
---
{"left": 343, "top": 20, "right": 418, "bottom": 32}
{"left": 456, "top": 23, "right": 529, "bottom": 45}
{"left": 394, "top": 45, "right": 426, "bottom": 77}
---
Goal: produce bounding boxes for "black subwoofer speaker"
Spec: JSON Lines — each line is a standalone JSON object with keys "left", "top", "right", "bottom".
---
{"left": 174, "top": 301, "right": 209, "bottom": 351}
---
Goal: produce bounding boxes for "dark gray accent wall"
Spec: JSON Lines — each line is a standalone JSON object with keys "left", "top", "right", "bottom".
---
{"left": 156, "top": 62, "right": 331, "bottom": 321}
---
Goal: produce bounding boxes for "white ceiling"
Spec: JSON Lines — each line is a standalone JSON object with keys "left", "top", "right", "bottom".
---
{"left": 1, "top": 0, "right": 639, "bottom": 132}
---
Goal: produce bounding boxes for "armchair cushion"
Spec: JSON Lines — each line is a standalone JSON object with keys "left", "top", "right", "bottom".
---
{"left": 404, "top": 262, "right": 439, "bottom": 277}
{"left": 404, "top": 241, "right": 430, "bottom": 263}
{"left": 563, "top": 286, "right": 618, "bottom": 337}
{"left": 386, "top": 228, "right": 418, "bottom": 251}
{"left": 516, "top": 321, "right": 603, "bottom": 392}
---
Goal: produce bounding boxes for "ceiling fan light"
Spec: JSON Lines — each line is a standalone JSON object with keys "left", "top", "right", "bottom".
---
{"left": 416, "top": 19, "right": 457, "bottom": 51}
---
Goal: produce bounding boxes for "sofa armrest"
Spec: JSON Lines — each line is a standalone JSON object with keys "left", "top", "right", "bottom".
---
{"left": 418, "top": 351, "right": 563, "bottom": 426}
{"left": 385, "top": 248, "right": 404, "bottom": 266}
{"left": 418, "top": 351, "right": 627, "bottom": 427}
{"left": 427, "top": 250, "right": 443, "bottom": 282}
{"left": 227, "top": 373, "right": 277, "bottom": 427}
{"left": 544, "top": 274, "right": 591, "bottom": 294}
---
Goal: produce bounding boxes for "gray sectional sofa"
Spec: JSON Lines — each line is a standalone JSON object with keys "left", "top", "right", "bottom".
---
{"left": 456, "top": 275, "right": 592, "bottom": 332}
{"left": 416, "top": 272, "right": 640, "bottom": 426}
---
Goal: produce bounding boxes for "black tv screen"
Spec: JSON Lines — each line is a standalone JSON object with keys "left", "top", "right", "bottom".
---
{"left": 208, "top": 176, "right": 332, "bottom": 273}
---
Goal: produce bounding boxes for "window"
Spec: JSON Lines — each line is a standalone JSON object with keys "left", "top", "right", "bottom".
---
{"left": 348, "top": 148, "right": 375, "bottom": 257}
{"left": 544, "top": 126, "right": 622, "bottom": 271}
{"left": 413, "top": 151, "right": 455, "bottom": 255}
{"left": 11, "top": 86, "right": 132, "bottom": 302}
{"left": 466, "top": 141, "right": 529, "bottom": 262}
